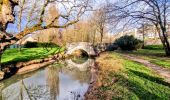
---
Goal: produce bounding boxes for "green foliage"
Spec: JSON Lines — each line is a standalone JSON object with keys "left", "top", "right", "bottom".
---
{"left": 114, "top": 35, "right": 143, "bottom": 51}
{"left": 1, "top": 47, "right": 62, "bottom": 64}
{"left": 24, "top": 42, "right": 59, "bottom": 48}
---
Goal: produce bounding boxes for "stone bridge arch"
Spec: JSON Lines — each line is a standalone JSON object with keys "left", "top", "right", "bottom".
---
{"left": 66, "top": 42, "right": 96, "bottom": 56}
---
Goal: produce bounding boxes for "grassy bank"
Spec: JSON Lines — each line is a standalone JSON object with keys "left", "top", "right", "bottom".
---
{"left": 90, "top": 52, "right": 170, "bottom": 100}
{"left": 117, "top": 45, "right": 170, "bottom": 69}
{"left": 2, "top": 47, "right": 64, "bottom": 64}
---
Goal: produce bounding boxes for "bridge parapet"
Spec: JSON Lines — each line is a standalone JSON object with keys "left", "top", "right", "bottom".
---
{"left": 66, "top": 42, "right": 117, "bottom": 56}
{"left": 66, "top": 42, "right": 93, "bottom": 47}
{"left": 66, "top": 42, "right": 96, "bottom": 56}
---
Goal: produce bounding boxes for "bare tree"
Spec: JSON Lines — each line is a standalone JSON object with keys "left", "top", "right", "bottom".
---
{"left": 0, "top": 0, "right": 92, "bottom": 69}
{"left": 17, "top": 0, "right": 25, "bottom": 51}
{"left": 107, "top": 0, "right": 170, "bottom": 56}
{"left": 91, "top": 6, "right": 107, "bottom": 43}
{"left": 62, "top": 20, "right": 97, "bottom": 44}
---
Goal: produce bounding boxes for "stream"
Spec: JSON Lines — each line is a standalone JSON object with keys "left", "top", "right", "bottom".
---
{"left": 0, "top": 57, "right": 95, "bottom": 100}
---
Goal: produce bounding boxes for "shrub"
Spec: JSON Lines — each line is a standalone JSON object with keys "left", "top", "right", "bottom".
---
{"left": 24, "top": 42, "right": 59, "bottom": 48}
{"left": 114, "top": 35, "right": 143, "bottom": 51}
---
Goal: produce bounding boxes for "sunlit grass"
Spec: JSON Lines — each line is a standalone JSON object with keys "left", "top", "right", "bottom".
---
{"left": 117, "top": 45, "right": 170, "bottom": 69}
{"left": 132, "top": 48, "right": 170, "bottom": 69}
{"left": 95, "top": 52, "right": 170, "bottom": 100}
{"left": 121, "top": 59, "right": 170, "bottom": 99}
{"left": 1, "top": 47, "right": 63, "bottom": 64}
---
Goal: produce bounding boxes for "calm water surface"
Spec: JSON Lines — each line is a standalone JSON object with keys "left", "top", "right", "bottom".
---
{"left": 0, "top": 58, "right": 94, "bottom": 100}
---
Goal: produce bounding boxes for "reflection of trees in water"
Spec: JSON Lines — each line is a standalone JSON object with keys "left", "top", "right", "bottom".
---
{"left": 0, "top": 94, "right": 2, "bottom": 100}
{"left": 65, "top": 58, "right": 94, "bottom": 84}
{"left": 2, "top": 80, "right": 50, "bottom": 100}
{"left": 0, "top": 83, "right": 4, "bottom": 99}
{"left": 61, "top": 67, "right": 91, "bottom": 84}
{"left": 23, "top": 83, "right": 50, "bottom": 100}
{"left": 2, "top": 87, "right": 16, "bottom": 100}
{"left": 21, "top": 80, "right": 50, "bottom": 100}
{"left": 1, "top": 61, "right": 91, "bottom": 100}
{"left": 70, "top": 91, "right": 82, "bottom": 100}
{"left": 46, "top": 66, "right": 60, "bottom": 100}
{"left": 1, "top": 69, "right": 44, "bottom": 92}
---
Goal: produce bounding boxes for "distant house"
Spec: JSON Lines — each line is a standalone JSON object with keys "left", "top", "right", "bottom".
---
{"left": 112, "top": 24, "right": 170, "bottom": 45}
{"left": 10, "top": 35, "right": 37, "bottom": 48}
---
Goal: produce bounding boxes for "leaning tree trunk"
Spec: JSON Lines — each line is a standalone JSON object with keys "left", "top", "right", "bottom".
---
{"left": 162, "top": 39, "right": 170, "bottom": 56}
{"left": 159, "top": 28, "right": 170, "bottom": 56}
{"left": 0, "top": 0, "right": 18, "bottom": 70}
{"left": 160, "top": 23, "right": 170, "bottom": 56}
{"left": 155, "top": 24, "right": 170, "bottom": 56}
{"left": 162, "top": 32, "right": 170, "bottom": 56}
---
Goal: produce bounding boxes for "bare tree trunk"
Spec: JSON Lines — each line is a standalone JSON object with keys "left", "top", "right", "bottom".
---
{"left": 161, "top": 28, "right": 170, "bottom": 56}
{"left": 161, "top": 37, "right": 170, "bottom": 56}
{"left": 18, "top": 0, "right": 25, "bottom": 52}
{"left": 100, "top": 35, "right": 103, "bottom": 43}
{"left": 100, "top": 28, "right": 104, "bottom": 43}
{"left": 18, "top": 39, "right": 22, "bottom": 51}
{"left": 142, "top": 24, "right": 145, "bottom": 48}
{"left": 92, "top": 32, "right": 96, "bottom": 45}
{"left": 156, "top": 25, "right": 170, "bottom": 56}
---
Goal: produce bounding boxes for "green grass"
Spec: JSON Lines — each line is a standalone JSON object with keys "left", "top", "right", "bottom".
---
{"left": 121, "top": 60, "right": 170, "bottom": 99}
{"left": 132, "top": 49, "right": 165, "bottom": 57}
{"left": 143, "top": 45, "right": 164, "bottom": 50}
{"left": 98, "top": 52, "right": 170, "bottom": 100}
{"left": 117, "top": 45, "right": 170, "bottom": 69}
{"left": 1, "top": 47, "right": 64, "bottom": 64}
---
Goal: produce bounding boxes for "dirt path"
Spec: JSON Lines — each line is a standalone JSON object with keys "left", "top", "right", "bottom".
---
{"left": 122, "top": 54, "right": 170, "bottom": 83}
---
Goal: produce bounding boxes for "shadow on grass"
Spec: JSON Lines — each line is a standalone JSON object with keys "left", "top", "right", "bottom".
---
{"left": 129, "top": 69, "right": 170, "bottom": 88}
{"left": 114, "top": 74, "right": 167, "bottom": 99}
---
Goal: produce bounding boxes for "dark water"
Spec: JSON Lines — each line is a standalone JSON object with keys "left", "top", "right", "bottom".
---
{"left": 0, "top": 58, "right": 95, "bottom": 100}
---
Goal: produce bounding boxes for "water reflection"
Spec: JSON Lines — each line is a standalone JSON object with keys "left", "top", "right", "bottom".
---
{"left": 0, "top": 58, "right": 94, "bottom": 100}
{"left": 46, "top": 66, "right": 60, "bottom": 100}
{"left": 66, "top": 58, "right": 95, "bottom": 71}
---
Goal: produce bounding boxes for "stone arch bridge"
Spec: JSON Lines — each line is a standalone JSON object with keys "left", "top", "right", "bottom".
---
{"left": 66, "top": 42, "right": 96, "bottom": 56}
{"left": 66, "top": 42, "right": 116, "bottom": 56}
